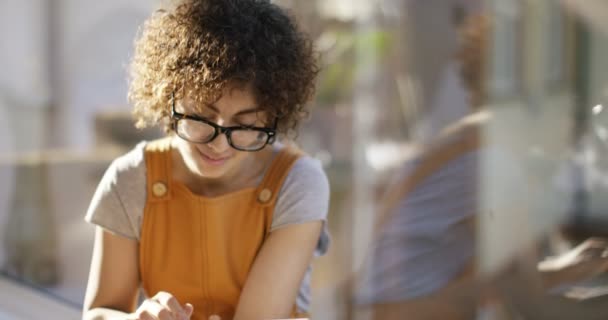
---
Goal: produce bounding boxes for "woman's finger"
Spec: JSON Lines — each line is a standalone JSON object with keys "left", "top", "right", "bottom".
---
{"left": 138, "top": 310, "right": 159, "bottom": 320}
{"left": 184, "top": 303, "right": 194, "bottom": 318}
{"left": 155, "top": 291, "right": 186, "bottom": 316}
{"left": 145, "top": 299, "right": 174, "bottom": 320}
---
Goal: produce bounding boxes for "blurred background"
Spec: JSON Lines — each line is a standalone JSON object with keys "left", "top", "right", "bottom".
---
{"left": 2, "top": 0, "right": 608, "bottom": 319}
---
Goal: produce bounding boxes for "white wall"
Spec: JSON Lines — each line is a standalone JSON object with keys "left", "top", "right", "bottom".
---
{"left": 0, "top": 0, "right": 161, "bottom": 151}
{"left": 55, "top": 0, "right": 160, "bottom": 150}
{"left": 0, "top": 0, "right": 51, "bottom": 153}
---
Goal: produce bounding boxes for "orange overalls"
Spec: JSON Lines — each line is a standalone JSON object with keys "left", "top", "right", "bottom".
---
{"left": 139, "top": 138, "right": 304, "bottom": 319}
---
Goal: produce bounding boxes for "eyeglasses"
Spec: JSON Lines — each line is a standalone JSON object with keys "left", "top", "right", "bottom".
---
{"left": 170, "top": 94, "right": 277, "bottom": 152}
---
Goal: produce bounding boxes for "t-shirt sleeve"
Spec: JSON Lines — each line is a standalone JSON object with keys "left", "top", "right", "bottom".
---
{"left": 84, "top": 142, "right": 147, "bottom": 240}
{"left": 354, "top": 150, "right": 478, "bottom": 305}
{"left": 271, "top": 156, "right": 331, "bottom": 256}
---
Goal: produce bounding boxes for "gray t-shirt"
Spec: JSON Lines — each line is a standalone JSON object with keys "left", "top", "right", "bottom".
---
{"left": 85, "top": 141, "right": 330, "bottom": 312}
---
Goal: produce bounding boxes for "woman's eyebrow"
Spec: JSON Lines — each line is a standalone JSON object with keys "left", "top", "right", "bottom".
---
{"left": 203, "top": 103, "right": 220, "bottom": 113}
{"left": 203, "top": 103, "right": 262, "bottom": 117}
{"left": 234, "top": 108, "right": 262, "bottom": 116}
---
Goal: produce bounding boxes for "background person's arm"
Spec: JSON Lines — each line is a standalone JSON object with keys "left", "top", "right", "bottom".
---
{"left": 370, "top": 264, "right": 477, "bottom": 320}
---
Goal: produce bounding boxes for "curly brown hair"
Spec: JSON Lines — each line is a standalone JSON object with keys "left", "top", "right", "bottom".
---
{"left": 128, "top": 0, "right": 319, "bottom": 136}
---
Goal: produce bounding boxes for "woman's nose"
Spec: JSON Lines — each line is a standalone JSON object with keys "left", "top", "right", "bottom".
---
{"left": 206, "top": 129, "right": 231, "bottom": 152}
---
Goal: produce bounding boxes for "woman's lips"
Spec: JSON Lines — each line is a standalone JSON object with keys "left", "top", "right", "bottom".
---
{"left": 197, "top": 148, "right": 230, "bottom": 166}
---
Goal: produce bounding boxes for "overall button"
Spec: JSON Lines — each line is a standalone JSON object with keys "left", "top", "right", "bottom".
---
{"left": 152, "top": 181, "right": 167, "bottom": 197}
{"left": 258, "top": 188, "right": 272, "bottom": 203}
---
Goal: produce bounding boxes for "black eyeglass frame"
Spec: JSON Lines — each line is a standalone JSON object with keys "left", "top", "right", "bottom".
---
{"left": 170, "top": 93, "right": 277, "bottom": 152}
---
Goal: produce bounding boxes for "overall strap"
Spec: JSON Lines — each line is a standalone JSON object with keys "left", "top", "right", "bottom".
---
{"left": 143, "top": 138, "right": 173, "bottom": 202}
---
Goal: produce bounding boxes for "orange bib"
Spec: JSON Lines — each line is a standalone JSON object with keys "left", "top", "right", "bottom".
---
{"left": 139, "top": 138, "right": 302, "bottom": 319}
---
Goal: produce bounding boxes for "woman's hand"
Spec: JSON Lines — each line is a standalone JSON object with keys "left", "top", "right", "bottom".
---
{"left": 130, "top": 291, "right": 193, "bottom": 320}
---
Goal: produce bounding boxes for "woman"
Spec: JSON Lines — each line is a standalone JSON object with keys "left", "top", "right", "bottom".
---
{"left": 82, "top": 1, "right": 329, "bottom": 319}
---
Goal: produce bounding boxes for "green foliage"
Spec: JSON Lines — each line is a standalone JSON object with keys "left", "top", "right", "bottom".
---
{"left": 316, "top": 29, "right": 394, "bottom": 106}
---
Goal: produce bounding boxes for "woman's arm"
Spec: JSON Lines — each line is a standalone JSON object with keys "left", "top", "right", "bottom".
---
{"left": 233, "top": 221, "right": 322, "bottom": 320}
{"left": 83, "top": 227, "right": 193, "bottom": 320}
{"left": 83, "top": 227, "right": 140, "bottom": 319}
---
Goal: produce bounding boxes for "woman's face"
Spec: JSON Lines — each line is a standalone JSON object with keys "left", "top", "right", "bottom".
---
{"left": 173, "top": 85, "right": 270, "bottom": 181}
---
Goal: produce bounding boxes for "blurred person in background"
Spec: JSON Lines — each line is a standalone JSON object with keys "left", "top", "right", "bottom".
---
{"left": 82, "top": 1, "right": 330, "bottom": 319}
{"left": 353, "top": 14, "right": 488, "bottom": 319}
{"left": 354, "top": 13, "right": 608, "bottom": 320}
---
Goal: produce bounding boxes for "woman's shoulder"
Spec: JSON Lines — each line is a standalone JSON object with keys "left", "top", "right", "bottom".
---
{"left": 288, "top": 155, "right": 328, "bottom": 185}
{"left": 86, "top": 141, "right": 149, "bottom": 240}
{"left": 270, "top": 148, "right": 331, "bottom": 255}
{"left": 105, "top": 141, "right": 148, "bottom": 210}
{"left": 110, "top": 141, "right": 148, "bottom": 177}
{"left": 271, "top": 143, "right": 329, "bottom": 189}
{"left": 271, "top": 146, "right": 330, "bottom": 221}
